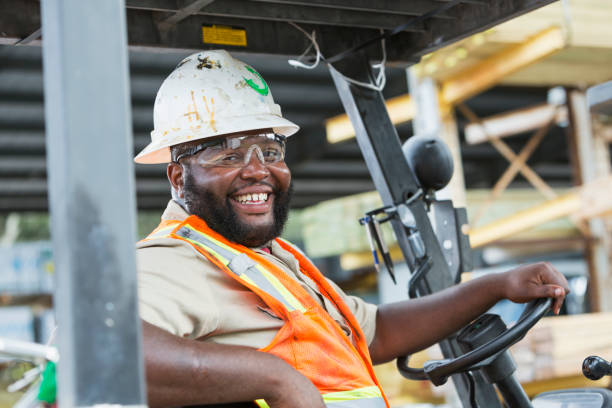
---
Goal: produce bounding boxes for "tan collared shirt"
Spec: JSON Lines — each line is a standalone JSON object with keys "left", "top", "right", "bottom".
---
{"left": 137, "top": 200, "right": 378, "bottom": 349}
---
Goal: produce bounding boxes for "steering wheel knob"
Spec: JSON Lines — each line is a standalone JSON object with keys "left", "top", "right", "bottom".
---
{"left": 583, "top": 356, "right": 612, "bottom": 380}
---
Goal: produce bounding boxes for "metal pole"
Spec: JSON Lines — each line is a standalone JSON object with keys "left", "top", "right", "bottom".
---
{"left": 41, "top": 0, "right": 146, "bottom": 406}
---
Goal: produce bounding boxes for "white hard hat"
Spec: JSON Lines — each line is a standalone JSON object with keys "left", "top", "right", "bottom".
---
{"left": 134, "top": 50, "right": 299, "bottom": 164}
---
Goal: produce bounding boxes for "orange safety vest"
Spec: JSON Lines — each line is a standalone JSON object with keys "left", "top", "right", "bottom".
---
{"left": 143, "top": 215, "right": 389, "bottom": 408}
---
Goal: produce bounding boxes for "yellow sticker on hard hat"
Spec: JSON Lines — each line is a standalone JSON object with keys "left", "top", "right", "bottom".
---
{"left": 201, "top": 25, "right": 247, "bottom": 47}
{"left": 243, "top": 66, "right": 269, "bottom": 96}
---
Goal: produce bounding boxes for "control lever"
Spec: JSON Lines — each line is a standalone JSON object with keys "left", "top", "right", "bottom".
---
{"left": 360, "top": 214, "right": 396, "bottom": 283}
{"left": 359, "top": 189, "right": 428, "bottom": 285}
{"left": 583, "top": 356, "right": 612, "bottom": 380}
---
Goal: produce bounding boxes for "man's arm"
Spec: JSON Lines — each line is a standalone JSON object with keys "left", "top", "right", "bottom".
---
{"left": 142, "top": 320, "right": 325, "bottom": 408}
{"left": 368, "top": 262, "right": 569, "bottom": 364}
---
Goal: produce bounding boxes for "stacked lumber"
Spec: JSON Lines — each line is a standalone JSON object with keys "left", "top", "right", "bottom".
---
{"left": 510, "top": 313, "right": 612, "bottom": 382}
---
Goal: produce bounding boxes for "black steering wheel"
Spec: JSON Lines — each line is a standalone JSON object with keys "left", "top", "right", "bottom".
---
{"left": 397, "top": 297, "right": 552, "bottom": 386}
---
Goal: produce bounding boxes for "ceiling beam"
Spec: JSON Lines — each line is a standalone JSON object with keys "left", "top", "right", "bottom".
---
{"left": 128, "top": 0, "right": 428, "bottom": 31}
{"left": 157, "top": 0, "right": 216, "bottom": 29}
{"left": 129, "top": 0, "right": 455, "bottom": 17}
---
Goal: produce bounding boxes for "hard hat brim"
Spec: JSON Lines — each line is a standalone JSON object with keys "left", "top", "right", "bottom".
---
{"left": 134, "top": 114, "right": 299, "bottom": 164}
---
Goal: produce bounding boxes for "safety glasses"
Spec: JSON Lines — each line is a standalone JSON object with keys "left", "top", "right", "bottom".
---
{"left": 174, "top": 133, "right": 286, "bottom": 168}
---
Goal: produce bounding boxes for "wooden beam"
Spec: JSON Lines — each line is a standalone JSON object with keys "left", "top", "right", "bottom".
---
{"left": 440, "top": 26, "right": 565, "bottom": 104}
{"left": 468, "top": 176, "right": 612, "bottom": 248}
{"left": 456, "top": 102, "right": 558, "bottom": 227}
{"left": 326, "top": 26, "right": 565, "bottom": 143}
{"left": 469, "top": 119, "right": 554, "bottom": 227}
{"left": 326, "top": 94, "right": 415, "bottom": 144}
{"left": 465, "top": 103, "right": 568, "bottom": 145}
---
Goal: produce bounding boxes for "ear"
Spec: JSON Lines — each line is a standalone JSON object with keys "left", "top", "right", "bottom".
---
{"left": 167, "top": 162, "right": 186, "bottom": 198}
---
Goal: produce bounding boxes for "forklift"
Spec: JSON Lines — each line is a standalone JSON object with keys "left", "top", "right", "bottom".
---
{"left": 1, "top": 0, "right": 611, "bottom": 406}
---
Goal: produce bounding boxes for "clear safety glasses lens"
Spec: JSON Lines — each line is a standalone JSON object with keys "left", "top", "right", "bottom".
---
{"left": 188, "top": 134, "right": 286, "bottom": 168}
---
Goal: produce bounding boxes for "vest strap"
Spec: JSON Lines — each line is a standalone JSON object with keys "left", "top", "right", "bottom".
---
{"left": 174, "top": 225, "right": 305, "bottom": 313}
{"left": 228, "top": 253, "right": 257, "bottom": 276}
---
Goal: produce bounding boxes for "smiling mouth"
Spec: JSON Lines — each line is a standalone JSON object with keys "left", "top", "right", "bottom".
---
{"left": 232, "top": 192, "right": 270, "bottom": 205}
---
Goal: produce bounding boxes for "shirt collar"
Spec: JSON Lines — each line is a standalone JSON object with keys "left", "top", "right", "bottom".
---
{"left": 161, "top": 200, "right": 190, "bottom": 222}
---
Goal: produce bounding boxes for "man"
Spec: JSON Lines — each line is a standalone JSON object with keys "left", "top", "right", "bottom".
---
{"left": 135, "top": 50, "right": 569, "bottom": 408}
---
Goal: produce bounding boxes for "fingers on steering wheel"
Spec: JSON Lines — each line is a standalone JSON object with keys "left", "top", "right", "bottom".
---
{"left": 548, "top": 285, "right": 566, "bottom": 315}
{"left": 553, "top": 297, "right": 563, "bottom": 315}
{"left": 542, "top": 262, "right": 570, "bottom": 292}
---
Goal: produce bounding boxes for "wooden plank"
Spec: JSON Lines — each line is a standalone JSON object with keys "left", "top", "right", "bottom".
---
{"left": 464, "top": 103, "right": 568, "bottom": 144}
{"left": 325, "top": 27, "right": 565, "bottom": 143}
{"left": 456, "top": 102, "right": 558, "bottom": 205}
{"left": 511, "top": 313, "right": 612, "bottom": 382}
{"left": 301, "top": 187, "right": 583, "bottom": 260}
{"left": 440, "top": 26, "right": 565, "bottom": 105}
{"left": 468, "top": 176, "right": 612, "bottom": 248}
{"left": 326, "top": 94, "right": 415, "bottom": 144}
{"left": 469, "top": 191, "right": 581, "bottom": 248}
{"left": 487, "top": 0, "right": 612, "bottom": 49}
{"left": 469, "top": 118, "right": 554, "bottom": 227}
{"left": 426, "top": 1, "right": 612, "bottom": 86}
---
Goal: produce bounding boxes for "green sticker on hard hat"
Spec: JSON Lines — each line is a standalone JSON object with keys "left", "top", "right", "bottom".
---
{"left": 243, "top": 66, "right": 269, "bottom": 96}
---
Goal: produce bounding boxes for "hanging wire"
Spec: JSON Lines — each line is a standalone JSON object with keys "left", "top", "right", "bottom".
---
{"left": 286, "top": 0, "right": 464, "bottom": 91}
{"left": 288, "top": 23, "right": 388, "bottom": 91}
{"left": 332, "top": 32, "right": 387, "bottom": 92}
{"left": 287, "top": 22, "right": 322, "bottom": 70}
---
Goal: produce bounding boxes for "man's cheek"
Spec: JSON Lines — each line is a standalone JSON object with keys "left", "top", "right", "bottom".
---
{"left": 273, "top": 166, "right": 291, "bottom": 191}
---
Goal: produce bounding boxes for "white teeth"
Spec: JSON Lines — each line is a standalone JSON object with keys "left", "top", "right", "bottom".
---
{"left": 235, "top": 193, "right": 268, "bottom": 204}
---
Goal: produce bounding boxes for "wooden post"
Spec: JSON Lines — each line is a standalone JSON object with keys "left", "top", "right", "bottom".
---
{"left": 567, "top": 90, "right": 612, "bottom": 312}
{"left": 440, "top": 109, "right": 467, "bottom": 208}
{"left": 408, "top": 69, "right": 467, "bottom": 207}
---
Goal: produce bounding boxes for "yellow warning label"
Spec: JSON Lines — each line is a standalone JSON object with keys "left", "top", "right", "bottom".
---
{"left": 202, "top": 25, "right": 247, "bottom": 47}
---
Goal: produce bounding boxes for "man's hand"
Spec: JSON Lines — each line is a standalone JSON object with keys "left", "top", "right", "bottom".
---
{"left": 370, "top": 261, "right": 570, "bottom": 363}
{"left": 499, "top": 262, "right": 570, "bottom": 315}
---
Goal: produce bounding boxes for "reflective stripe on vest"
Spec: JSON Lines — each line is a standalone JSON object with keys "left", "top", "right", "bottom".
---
{"left": 141, "top": 224, "right": 179, "bottom": 241}
{"left": 175, "top": 224, "right": 305, "bottom": 313}
{"left": 255, "top": 386, "right": 386, "bottom": 408}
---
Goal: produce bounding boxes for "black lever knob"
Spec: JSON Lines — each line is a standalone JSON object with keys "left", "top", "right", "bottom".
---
{"left": 582, "top": 355, "right": 612, "bottom": 380}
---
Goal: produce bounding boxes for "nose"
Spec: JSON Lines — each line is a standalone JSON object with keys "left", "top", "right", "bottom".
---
{"left": 239, "top": 149, "right": 270, "bottom": 181}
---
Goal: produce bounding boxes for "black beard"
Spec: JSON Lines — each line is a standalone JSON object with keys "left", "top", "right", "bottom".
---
{"left": 182, "top": 172, "right": 292, "bottom": 247}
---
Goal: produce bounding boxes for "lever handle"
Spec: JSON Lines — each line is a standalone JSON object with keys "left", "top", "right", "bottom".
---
{"left": 582, "top": 355, "right": 612, "bottom": 380}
